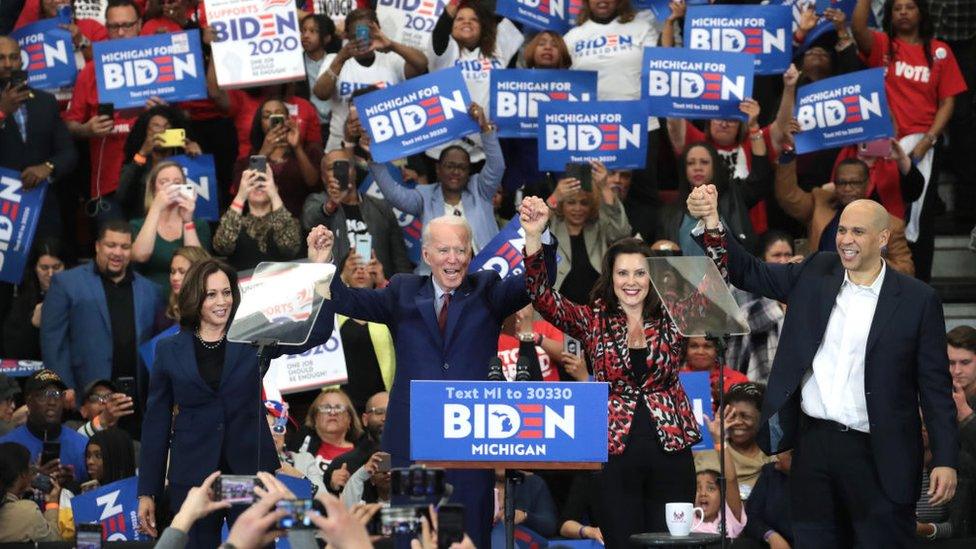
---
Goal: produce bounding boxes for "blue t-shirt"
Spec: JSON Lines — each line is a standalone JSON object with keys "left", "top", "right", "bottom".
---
{"left": 0, "top": 425, "right": 89, "bottom": 482}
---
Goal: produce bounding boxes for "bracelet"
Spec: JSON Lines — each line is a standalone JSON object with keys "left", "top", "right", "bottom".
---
{"left": 578, "top": 526, "right": 587, "bottom": 539}
{"left": 133, "top": 153, "right": 147, "bottom": 166}
{"left": 183, "top": 222, "right": 196, "bottom": 232}
{"left": 45, "top": 502, "right": 59, "bottom": 511}
{"left": 231, "top": 199, "right": 244, "bottom": 211}
{"left": 926, "top": 524, "right": 938, "bottom": 540}
{"left": 926, "top": 133, "right": 938, "bottom": 145}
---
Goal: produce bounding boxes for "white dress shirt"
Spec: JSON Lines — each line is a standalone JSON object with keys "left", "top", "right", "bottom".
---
{"left": 800, "top": 261, "right": 887, "bottom": 432}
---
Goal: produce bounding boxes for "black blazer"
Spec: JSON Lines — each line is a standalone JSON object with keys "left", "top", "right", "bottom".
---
{"left": 0, "top": 88, "right": 76, "bottom": 179}
{"left": 719, "top": 230, "right": 958, "bottom": 505}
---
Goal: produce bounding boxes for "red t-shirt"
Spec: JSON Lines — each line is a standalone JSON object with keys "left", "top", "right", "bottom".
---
{"left": 15, "top": 0, "right": 148, "bottom": 28}
{"left": 64, "top": 63, "right": 137, "bottom": 197}
{"left": 227, "top": 90, "right": 323, "bottom": 158}
{"left": 683, "top": 121, "right": 774, "bottom": 235}
{"left": 863, "top": 31, "right": 967, "bottom": 137}
{"left": 315, "top": 441, "right": 354, "bottom": 464}
{"left": 496, "top": 321, "right": 563, "bottom": 382}
{"left": 140, "top": 17, "right": 184, "bottom": 35}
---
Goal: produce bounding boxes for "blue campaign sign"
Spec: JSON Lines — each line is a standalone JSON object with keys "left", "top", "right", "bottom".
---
{"left": 471, "top": 217, "right": 525, "bottom": 279}
{"left": 0, "top": 169, "right": 47, "bottom": 284}
{"left": 0, "top": 359, "right": 44, "bottom": 377}
{"left": 685, "top": 5, "right": 792, "bottom": 75}
{"left": 490, "top": 69, "right": 597, "bottom": 138}
{"left": 495, "top": 0, "right": 575, "bottom": 33}
{"left": 634, "top": 0, "right": 708, "bottom": 21}
{"left": 537, "top": 100, "right": 648, "bottom": 171}
{"left": 358, "top": 172, "right": 423, "bottom": 265}
{"left": 139, "top": 325, "right": 178, "bottom": 373}
{"left": 794, "top": 68, "right": 893, "bottom": 154}
{"left": 642, "top": 47, "right": 754, "bottom": 121}
{"left": 93, "top": 30, "right": 206, "bottom": 109}
{"left": 410, "top": 380, "right": 609, "bottom": 463}
{"left": 11, "top": 19, "right": 77, "bottom": 90}
{"left": 678, "top": 371, "right": 714, "bottom": 451}
{"left": 72, "top": 477, "right": 149, "bottom": 542}
{"left": 354, "top": 67, "right": 480, "bottom": 163}
{"left": 169, "top": 154, "right": 220, "bottom": 221}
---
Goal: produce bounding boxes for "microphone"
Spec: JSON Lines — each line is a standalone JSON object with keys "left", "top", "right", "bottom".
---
{"left": 514, "top": 356, "right": 531, "bottom": 382}
{"left": 487, "top": 357, "right": 505, "bottom": 382}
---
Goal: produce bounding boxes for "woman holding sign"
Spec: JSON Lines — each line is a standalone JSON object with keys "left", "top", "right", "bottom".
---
{"left": 520, "top": 194, "right": 728, "bottom": 548}
{"left": 137, "top": 249, "right": 336, "bottom": 548}
{"left": 852, "top": 0, "right": 967, "bottom": 281}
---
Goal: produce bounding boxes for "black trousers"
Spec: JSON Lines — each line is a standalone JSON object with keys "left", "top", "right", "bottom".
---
{"left": 790, "top": 417, "right": 914, "bottom": 548}
{"left": 599, "top": 404, "right": 696, "bottom": 549}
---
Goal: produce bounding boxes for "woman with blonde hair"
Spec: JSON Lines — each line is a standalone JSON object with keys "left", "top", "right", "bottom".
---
{"left": 164, "top": 246, "right": 211, "bottom": 324}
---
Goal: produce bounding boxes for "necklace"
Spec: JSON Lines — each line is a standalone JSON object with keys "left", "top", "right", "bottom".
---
{"left": 196, "top": 330, "right": 225, "bottom": 350}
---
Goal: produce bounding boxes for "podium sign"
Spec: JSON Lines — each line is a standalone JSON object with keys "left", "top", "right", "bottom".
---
{"left": 410, "top": 380, "right": 608, "bottom": 463}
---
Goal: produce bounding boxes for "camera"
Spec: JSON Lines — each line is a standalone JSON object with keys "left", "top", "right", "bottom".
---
{"left": 275, "top": 498, "right": 325, "bottom": 529}
{"left": 213, "top": 474, "right": 264, "bottom": 505}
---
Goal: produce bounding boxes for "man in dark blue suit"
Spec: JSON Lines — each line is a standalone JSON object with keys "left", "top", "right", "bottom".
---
{"left": 688, "top": 184, "right": 958, "bottom": 548}
{"left": 308, "top": 215, "right": 553, "bottom": 548}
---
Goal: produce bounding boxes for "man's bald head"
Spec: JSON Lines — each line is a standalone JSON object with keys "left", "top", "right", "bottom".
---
{"left": 0, "top": 37, "right": 22, "bottom": 80}
{"left": 836, "top": 199, "right": 890, "bottom": 279}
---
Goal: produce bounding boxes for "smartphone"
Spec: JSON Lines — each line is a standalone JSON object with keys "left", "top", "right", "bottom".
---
{"left": 31, "top": 473, "right": 54, "bottom": 494}
{"left": 276, "top": 498, "right": 325, "bottom": 529}
{"left": 377, "top": 452, "right": 391, "bottom": 473}
{"left": 355, "top": 23, "right": 370, "bottom": 46}
{"left": 114, "top": 377, "right": 136, "bottom": 401}
{"left": 214, "top": 474, "right": 263, "bottom": 505}
{"left": 565, "top": 162, "right": 592, "bottom": 192}
{"left": 333, "top": 159, "right": 351, "bottom": 191}
{"left": 436, "top": 504, "right": 465, "bottom": 549}
{"left": 269, "top": 114, "right": 285, "bottom": 129}
{"left": 249, "top": 155, "right": 268, "bottom": 173}
{"left": 80, "top": 479, "right": 100, "bottom": 493}
{"left": 858, "top": 138, "right": 892, "bottom": 158}
{"left": 76, "top": 523, "right": 103, "bottom": 549}
{"left": 158, "top": 128, "right": 186, "bottom": 148}
{"left": 41, "top": 440, "right": 60, "bottom": 465}
{"left": 355, "top": 233, "right": 372, "bottom": 263}
{"left": 177, "top": 183, "right": 196, "bottom": 200}
{"left": 97, "top": 102, "right": 114, "bottom": 119}
{"left": 563, "top": 336, "right": 582, "bottom": 357}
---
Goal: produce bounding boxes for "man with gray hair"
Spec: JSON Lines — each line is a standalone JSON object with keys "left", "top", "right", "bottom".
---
{"left": 306, "top": 217, "right": 554, "bottom": 548}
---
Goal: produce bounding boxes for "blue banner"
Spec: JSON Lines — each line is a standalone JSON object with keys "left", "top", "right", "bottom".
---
{"left": 495, "top": 0, "right": 575, "bottom": 33}
{"left": 0, "top": 169, "right": 47, "bottom": 285}
{"left": 537, "top": 100, "right": 648, "bottom": 171}
{"left": 678, "top": 371, "right": 714, "bottom": 451}
{"left": 139, "top": 325, "right": 178, "bottom": 373}
{"left": 793, "top": 68, "right": 893, "bottom": 154}
{"left": 642, "top": 47, "right": 754, "bottom": 120}
{"left": 169, "top": 154, "right": 220, "bottom": 221}
{"left": 0, "top": 359, "right": 44, "bottom": 377}
{"left": 490, "top": 69, "right": 597, "bottom": 138}
{"left": 470, "top": 217, "right": 525, "bottom": 279}
{"left": 410, "top": 380, "right": 608, "bottom": 463}
{"left": 636, "top": 0, "right": 708, "bottom": 22}
{"left": 11, "top": 19, "right": 78, "bottom": 90}
{"left": 354, "top": 67, "right": 480, "bottom": 163}
{"left": 93, "top": 30, "right": 206, "bottom": 109}
{"left": 685, "top": 5, "right": 793, "bottom": 75}
{"left": 358, "top": 172, "right": 423, "bottom": 265}
{"left": 71, "top": 477, "right": 149, "bottom": 542}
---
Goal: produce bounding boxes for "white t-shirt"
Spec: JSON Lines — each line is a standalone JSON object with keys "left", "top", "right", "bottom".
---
{"left": 319, "top": 50, "right": 407, "bottom": 151}
{"left": 564, "top": 10, "right": 661, "bottom": 129}
{"left": 425, "top": 17, "right": 523, "bottom": 161}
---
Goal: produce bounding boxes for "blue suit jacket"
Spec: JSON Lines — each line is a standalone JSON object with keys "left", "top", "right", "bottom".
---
{"left": 328, "top": 251, "right": 555, "bottom": 461}
{"left": 720, "top": 231, "right": 958, "bottom": 505}
{"left": 40, "top": 263, "right": 161, "bottom": 392}
{"left": 138, "top": 307, "right": 336, "bottom": 499}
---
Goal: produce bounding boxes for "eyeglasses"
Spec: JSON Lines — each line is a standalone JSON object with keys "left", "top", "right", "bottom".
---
{"left": 366, "top": 406, "right": 387, "bottom": 416}
{"left": 32, "top": 389, "right": 62, "bottom": 402}
{"left": 316, "top": 404, "right": 348, "bottom": 416}
{"left": 835, "top": 179, "right": 868, "bottom": 188}
{"left": 440, "top": 162, "right": 469, "bottom": 173}
{"left": 87, "top": 393, "right": 111, "bottom": 404}
{"left": 106, "top": 20, "right": 139, "bottom": 31}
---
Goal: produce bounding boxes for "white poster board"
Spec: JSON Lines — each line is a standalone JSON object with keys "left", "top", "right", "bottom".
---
{"left": 376, "top": 0, "right": 446, "bottom": 51}
{"left": 262, "top": 318, "right": 348, "bottom": 396}
{"left": 206, "top": 0, "right": 305, "bottom": 88}
{"left": 73, "top": 0, "right": 108, "bottom": 23}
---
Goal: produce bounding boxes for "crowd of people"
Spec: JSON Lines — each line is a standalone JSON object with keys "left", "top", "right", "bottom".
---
{"left": 0, "top": 0, "right": 974, "bottom": 547}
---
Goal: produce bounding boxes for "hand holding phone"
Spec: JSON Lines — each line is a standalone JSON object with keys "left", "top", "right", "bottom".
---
{"left": 159, "top": 128, "right": 186, "bottom": 148}
{"left": 563, "top": 336, "right": 582, "bottom": 357}
{"left": 333, "top": 159, "right": 351, "bottom": 191}
{"left": 249, "top": 155, "right": 268, "bottom": 174}
{"left": 354, "top": 233, "right": 372, "bottom": 264}
{"left": 565, "top": 163, "right": 592, "bottom": 192}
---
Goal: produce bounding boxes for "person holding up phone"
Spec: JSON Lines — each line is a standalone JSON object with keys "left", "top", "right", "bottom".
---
{"left": 213, "top": 166, "right": 302, "bottom": 272}
{"left": 0, "top": 442, "right": 63, "bottom": 542}
{"left": 230, "top": 98, "right": 322, "bottom": 219}
{"left": 543, "top": 160, "right": 632, "bottom": 306}
{"left": 131, "top": 161, "right": 212, "bottom": 298}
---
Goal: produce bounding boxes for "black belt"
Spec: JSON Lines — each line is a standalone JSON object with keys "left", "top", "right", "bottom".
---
{"left": 803, "top": 415, "right": 867, "bottom": 434}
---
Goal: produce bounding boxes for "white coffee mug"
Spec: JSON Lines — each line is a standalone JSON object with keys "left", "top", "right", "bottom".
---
{"left": 665, "top": 502, "right": 705, "bottom": 537}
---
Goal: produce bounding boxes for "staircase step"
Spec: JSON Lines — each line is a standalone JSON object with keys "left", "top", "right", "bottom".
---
{"left": 945, "top": 303, "right": 976, "bottom": 332}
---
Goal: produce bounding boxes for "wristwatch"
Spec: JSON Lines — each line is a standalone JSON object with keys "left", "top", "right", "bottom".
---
{"left": 44, "top": 161, "right": 55, "bottom": 174}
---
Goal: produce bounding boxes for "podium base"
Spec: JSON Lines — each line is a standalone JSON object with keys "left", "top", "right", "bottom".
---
{"left": 629, "top": 532, "right": 722, "bottom": 548}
